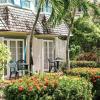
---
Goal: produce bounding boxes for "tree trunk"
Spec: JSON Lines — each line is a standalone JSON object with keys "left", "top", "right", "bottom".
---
{"left": 29, "top": 5, "right": 41, "bottom": 76}
{"left": 66, "top": 30, "right": 71, "bottom": 70}
{"left": 66, "top": 9, "right": 76, "bottom": 70}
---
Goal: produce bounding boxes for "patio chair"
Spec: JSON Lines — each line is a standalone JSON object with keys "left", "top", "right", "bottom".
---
{"left": 17, "top": 60, "right": 25, "bottom": 70}
{"left": 48, "top": 58, "right": 57, "bottom": 72}
{"left": 9, "top": 60, "right": 19, "bottom": 79}
{"left": 17, "top": 60, "right": 28, "bottom": 75}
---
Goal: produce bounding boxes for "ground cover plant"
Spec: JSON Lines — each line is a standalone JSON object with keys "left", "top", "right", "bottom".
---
{"left": 4, "top": 73, "right": 92, "bottom": 100}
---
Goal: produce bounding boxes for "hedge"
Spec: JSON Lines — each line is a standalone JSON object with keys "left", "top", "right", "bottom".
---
{"left": 61, "top": 61, "right": 97, "bottom": 68}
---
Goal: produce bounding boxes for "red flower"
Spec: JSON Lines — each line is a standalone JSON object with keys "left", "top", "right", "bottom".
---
{"left": 95, "top": 76, "right": 100, "bottom": 79}
{"left": 28, "top": 86, "right": 33, "bottom": 91}
{"left": 45, "top": 81, "right": 49, "bottom": 86}
{"left": 19, "top": 79, "right": 23, "bottom": 83}
{"left": 43, "top": 86, "right": 47, "bottom": 90}
{"left": 36, "top": 85, "right": 40, "bottom": 90}
{"left": 18, "top": 86, "right": 24, "bottom": 92}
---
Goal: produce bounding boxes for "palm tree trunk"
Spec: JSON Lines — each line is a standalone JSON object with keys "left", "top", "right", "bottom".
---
{"left": 66, "top": 30, "right": 71, "bottom": 70}
{"left": 29, "top": 5, "right": 41, "bottom": 76}
{"left": 66, "top": 9, "right": 76, "bottom": 70}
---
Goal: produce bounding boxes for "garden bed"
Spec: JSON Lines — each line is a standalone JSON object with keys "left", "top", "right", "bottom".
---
{"left": 4, "top": 73, "right": 92, "bottom": 100}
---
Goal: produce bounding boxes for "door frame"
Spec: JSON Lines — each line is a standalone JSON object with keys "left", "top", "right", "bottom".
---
{"left": 43, "top": 40, "right": 54, "bottom": 71}
{"left": 4, "top": 38, "right": 25, "bottom": 77}
{"left": 4, "top": 38, "right": 25, "bottom": 61}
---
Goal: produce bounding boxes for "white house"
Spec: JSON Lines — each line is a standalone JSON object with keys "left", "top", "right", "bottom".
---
{"left": 0, "top": 0, "right": 68, "bottom": 78}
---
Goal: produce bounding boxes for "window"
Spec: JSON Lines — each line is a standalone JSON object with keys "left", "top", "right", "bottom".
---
{"left": 46, "top": 0, "right": 49, "bottom": 12}
{"left": 35, "top": 0, "right": 38, "bottom": 7}
{"left": 0, "top": 0, "right": 7, "bottom": 3}
{"left": 34, "top": 0, "right": 51, "bottom": 13}
{"left": 21, "top": 0, "right": 30, "bottom": 8}
{"left": 14, "top": 0, "right": 21, "bottom": 6}
{"left": 4, "top": 39, "right": 24, "bottom": 61}
{"left": 8, "top": 0, "right": 14, "bottom": 4}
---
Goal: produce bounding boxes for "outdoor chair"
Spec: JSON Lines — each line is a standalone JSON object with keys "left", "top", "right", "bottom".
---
{"left": 48, "top": 58, "right": 57, "bottom": 72}
{"left": 17, "top": 60, "right": 28, "bottom": 75}
{"left": 9, "top": 60, "right": 19, "bottom": 79}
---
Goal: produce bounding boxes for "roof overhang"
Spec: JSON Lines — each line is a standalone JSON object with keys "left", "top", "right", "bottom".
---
{"left": 0, "top": 31, "right": 29, "bottom": 37}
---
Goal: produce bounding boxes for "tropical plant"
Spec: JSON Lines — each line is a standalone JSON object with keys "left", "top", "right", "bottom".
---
{"left": 70, "top": 17, "right": 100, "bottom": 53}
{"left": 49, "top": 0, "right": 100, "bottom": 70}
{"left": 29, "top": 0, "right": 100, "bottom": 71}
{"left": 0, "top": 42, "right": 11, "bottom": 80}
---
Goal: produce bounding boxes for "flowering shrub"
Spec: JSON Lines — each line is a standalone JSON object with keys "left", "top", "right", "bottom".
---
{"left": 91, "top": 75, "right": 100, "bottom": 99}
{"left": 77, "top": 52, "right": 97, "bottom": 61}
{"left": 4, "top": 74, "right": 92, "bottom": 100}
{"left": 66, "top": 68, "right": 100, "bottom": 79}
{"left": 53, "top": 76, "right": 92, "bottom": 100}
{"left": 66, "top": 68, "right": 100, "bottom": 99}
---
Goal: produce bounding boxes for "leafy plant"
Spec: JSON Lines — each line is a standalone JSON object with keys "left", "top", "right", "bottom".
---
{"left": 53, "top": 76, "right": 92, "bottom": 100}
{"left": 4, "top": 74, "right": 93, "bottom": 100}
{"left": 70, "top": 45, "right": 81, "bottom": 60}
{"left": 0, "top": 42, "right": 11, "bottom": 80}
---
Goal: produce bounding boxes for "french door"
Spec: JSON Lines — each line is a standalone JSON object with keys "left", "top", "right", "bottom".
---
{"left": 44, "top": 40, "right": 54, "bottom": 71}
{"left": 4, "top": 39, "right": 24, "bottom": 76}
{"left": 4, "top": 39, "right": 24, "bottom": 61}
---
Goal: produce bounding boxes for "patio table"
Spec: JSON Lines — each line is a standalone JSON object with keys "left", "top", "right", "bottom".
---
{"left": 54, "top": 57, "right": 63, "bottom": 70}
{"left": 18, "top": 63, "right": 29, "bottom": 75}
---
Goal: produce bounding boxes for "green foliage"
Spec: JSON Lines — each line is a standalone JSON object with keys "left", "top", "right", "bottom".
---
{"left": 70, "top": 17, "right": 100, "bottom": 52}
{"left": 0, "top": 42, "right": 11, "bottom": 79}
{"left": 0, "top": 42, "right": 11, "bottom": 63}
{"left": 61, "top": 61, "right": 97, "bottom": 69}
{"left": 4, "top": 75, "right": 92, "bottom": 100}
{"left": 53, "top": 76, "right": 92, "bottom": 100}
{"left": 65, "top": 68, "right": 100, "bottom": 99}
{"left": 70, "top": 45, "right": 81, "bottom": 60}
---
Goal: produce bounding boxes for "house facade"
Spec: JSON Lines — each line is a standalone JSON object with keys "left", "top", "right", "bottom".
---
{"left": 0, "top": 0, "right": 68, "bottom": 78}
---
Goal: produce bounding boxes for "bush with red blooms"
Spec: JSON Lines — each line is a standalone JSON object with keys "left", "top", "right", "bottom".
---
{"left": 4, "top": 73, "right": 92, "bottom": 100}
{"left": 77, "top": 52, "right": 97, "bottom": 61}
{"left": 91, "top": 75, "right": 100, "bottom": 99}
{"left": 66, "top": 68, "right": 100, "bottom": 99}
{"left": 4, "top": 73, "right": 60, "bottom": 100}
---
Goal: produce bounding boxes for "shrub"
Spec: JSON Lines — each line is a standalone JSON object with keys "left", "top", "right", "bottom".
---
{"left": 4, "top": 74, "right": 93, "bottom": 100}
{"left": 65, "top": 68, "right": 100, "bottom": 99}
{"left": 91, "top": 75, "right": 100, "bottom": 99}
{"left": 70, "top": 45, "right": 81, "bottom": 60}
{"left": 77, "top": 52, "right": 97, "bottom": 61}
{"left": 60, "top": 61, "right": 97, "bottom": 69}
{"left": 0, "top": 43, "right": 11, "bottom": 80}
{"left": 53, "top": 76, "right": 92, "bottom": 100}
{"left": 66, "top": 68, "right": 100, "bottom": 79}
{"left": 71, "top": 61, "right": 97, "bottom": 68}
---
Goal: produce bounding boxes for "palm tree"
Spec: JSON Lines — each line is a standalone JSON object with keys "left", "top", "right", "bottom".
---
{"left": 29, "top": 0, "right": 98, "bottom": 74}
{"left": 49, "top": 0, "right": 98, "bottom": 70}
{"left": 28, "top": 0, "right": 64, "bottom": 74}
{"left": 29, "top": 0, "right": 45, "bottom": 75}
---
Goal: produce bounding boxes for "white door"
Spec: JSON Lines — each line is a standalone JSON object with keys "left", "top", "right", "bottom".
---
{"left": 4, "top": 39, "right": 24, "bottom": 61}
{"left": 44, "top": 40, "right": 54, "bottom": 71}
{"left": 4, "top": 39, "right": 24, "bottom": 76}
